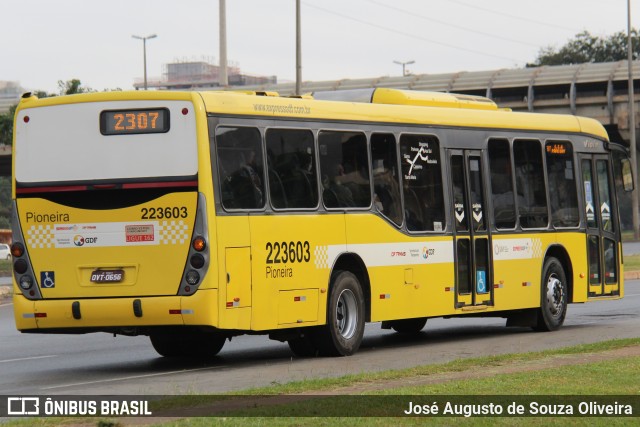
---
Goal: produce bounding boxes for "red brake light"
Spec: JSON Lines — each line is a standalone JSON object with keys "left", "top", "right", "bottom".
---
{"left": 11, "top": 243, "right": 24, "bottom": 258}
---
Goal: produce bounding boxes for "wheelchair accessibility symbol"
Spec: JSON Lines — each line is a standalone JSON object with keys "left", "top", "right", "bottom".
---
{"left": 476, "top": 270, "right": 487, "bottom": 294}
{"left": 41, "top": 271, "right": 55, "bottom": 288}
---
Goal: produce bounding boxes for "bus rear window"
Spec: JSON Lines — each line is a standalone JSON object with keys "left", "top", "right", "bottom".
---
{"left": 14, "top": 101, "right": 197, "bottom": 184}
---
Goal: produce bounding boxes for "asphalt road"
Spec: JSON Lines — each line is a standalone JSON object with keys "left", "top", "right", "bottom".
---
{"left": 1, "top": 280, "right": 639, "bottom": 396}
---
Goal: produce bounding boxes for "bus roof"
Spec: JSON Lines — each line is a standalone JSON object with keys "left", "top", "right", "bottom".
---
{"left": 17, "top": 88, "right": 609, "bottom": 141}
{"left": 198, "top": 89, "right": 608, "bottom": 140}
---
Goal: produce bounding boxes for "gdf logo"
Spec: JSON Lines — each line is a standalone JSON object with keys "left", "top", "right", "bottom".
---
{"left": 422, "top": 247, "right": 435, "bottom": 259}
{"left": 74, "top": 235, "right": 98, "bottom": 247}
{"left": 73, "top": 235, "right": 85, "bottom": 246}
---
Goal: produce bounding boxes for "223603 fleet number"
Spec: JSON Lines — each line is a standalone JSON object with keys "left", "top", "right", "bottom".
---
{"left": 140, "top": 206, "right": 188, "bottom": 220}
{"left": 266, "top": 241, "right": 311, "bottom": 264}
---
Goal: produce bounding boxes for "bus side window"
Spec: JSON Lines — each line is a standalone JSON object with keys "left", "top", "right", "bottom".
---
{"left": 514, "top": 139, "right": 549, "bottom": 229}
{"left": 371, "top": 133, "right": 402, "bottom": 226}
{"left": 399, "top": 134, "right": 445, "bottom": 232}
{"left": 215, "top": 127, "right": 265, "bottom": 210}
{"left": 319, "top": 131, "right": 371, "bottom": 209}
{"left": 488, "top": 138, "right": 516, "bottom": 229}
{"left": 545, "top": 141, "right": 579, "bottom": 228}
{"left": 266, "top": 128, "right": 318, "bottom": 209}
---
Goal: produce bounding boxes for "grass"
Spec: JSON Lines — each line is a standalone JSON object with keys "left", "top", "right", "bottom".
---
{"left": 5, "top": 339, "right": 640, "bottom": 427}
{"left": 224, "top": 338, "right": 640, "bottom": 396}
{"left": 621, "top": 230, "right": 639, "bottom": 242}
{"left": 148, "top": 342, "right": 640, "bottom": 426}
{"left": 624, "top": 253, "right": 640, "bottom": 272}
{"left": 0, "top": 259, "right": 10, "bottom": 276}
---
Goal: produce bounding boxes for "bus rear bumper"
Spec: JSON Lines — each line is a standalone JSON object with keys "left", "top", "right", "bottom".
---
{"left": 13, "top": 289, "right": 219, "bottom": 332}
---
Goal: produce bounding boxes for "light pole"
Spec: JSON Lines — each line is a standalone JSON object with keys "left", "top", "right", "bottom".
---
{"left": 628, "top": 0, "right": 639, "bottom": 239}
{"left": 394, "top": 60, "right": 414, "bottom": 76}
{"left": 219, "top": 0, "right": 228, "bottom": 86}
{"left": 296, "top": 0, "right": 302, "bottom": 95}
{"left": 132, "top": 34, "right": 157, "bottom": 90}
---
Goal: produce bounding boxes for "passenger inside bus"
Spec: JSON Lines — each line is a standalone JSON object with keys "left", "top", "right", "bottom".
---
{"left": 323, "top": 163, "right": 356, "bottom": 208}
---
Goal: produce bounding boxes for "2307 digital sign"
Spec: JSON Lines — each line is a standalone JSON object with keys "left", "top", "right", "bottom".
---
{"left": 100, "top": 108, "right": 170, "bottom": 135}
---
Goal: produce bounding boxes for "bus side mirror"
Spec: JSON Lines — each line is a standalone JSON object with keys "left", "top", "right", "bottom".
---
{"left": 621, "top": 158, "right": 634, "bottom": 192}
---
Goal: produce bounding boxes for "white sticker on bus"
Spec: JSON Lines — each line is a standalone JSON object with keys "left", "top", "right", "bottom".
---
{"left": 492, "top": 238, "right": 543, "bottom": 261}
{"left": 25, "top": 220, "right": 190, "bottom": 249}
{"left": 314, "top": 241, "right": 454, "bottom": 269}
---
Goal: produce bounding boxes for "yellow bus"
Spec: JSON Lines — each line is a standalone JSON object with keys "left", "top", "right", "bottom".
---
{"left": 10, "top": 88, "right": 633, "bottom": 358}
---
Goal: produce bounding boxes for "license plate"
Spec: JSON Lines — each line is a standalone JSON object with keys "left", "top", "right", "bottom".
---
{"left": 90, "top": 269, "right": 124, "bottom": 283}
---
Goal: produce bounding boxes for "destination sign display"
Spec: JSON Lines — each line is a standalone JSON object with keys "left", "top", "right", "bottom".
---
{"left": 100, "top": 108, "right": 169, "bottom": 135}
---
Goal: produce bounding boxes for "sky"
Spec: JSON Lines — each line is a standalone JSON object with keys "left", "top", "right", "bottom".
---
{"left": 0, "top": 0, "right": 636, "bottom": 93}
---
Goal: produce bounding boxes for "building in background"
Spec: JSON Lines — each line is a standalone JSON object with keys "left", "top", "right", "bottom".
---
{"left": 135, "top": 58, "right": 276, "bottom": 90}
{"left": 0, "top": 81, "right": 24, "bottom": 113}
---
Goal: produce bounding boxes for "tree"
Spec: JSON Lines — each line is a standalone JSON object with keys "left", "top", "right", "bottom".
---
{"left": 57, "top": 78, "right": 93, "bottom": 95}
{"left": 0, "top": 79, "right": 94, "bottom": 147}
{"left": 529, "top": 30, "right": 640, "bottom": 67}
{"left": 0, "top": 104, "right": 17, "bottom": 146}
{"left": 0, "top": 177, "right": 10, "bottom": 228}
{"left": 0, "top": 79, "right": 96, "bottom": 230}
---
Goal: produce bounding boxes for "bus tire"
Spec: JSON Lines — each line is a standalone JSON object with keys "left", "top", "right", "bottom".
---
{"left": 288, "top": 332, "right": 319, "bottom": 357}
{"left": 150, "top": 331, "right": 226, "bottom": 358}
{"left": 533, "top": 257, "right": 568, "bottom": 332}
{"left": 389, "top": 317, "right": 427, "bottom": 334}
{"left": 316, "top": 270, "right": 365, "bottom": 356}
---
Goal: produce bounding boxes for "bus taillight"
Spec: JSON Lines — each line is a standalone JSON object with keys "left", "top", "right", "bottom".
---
{"left": 185, "top": 270, "right": 200, "bottom": 286}
{"left": 190, "top": 254, "right": 205, "bottom": 269}
{"left": 19, "top": 275, "right": 33, "bottom": 290}
{"left": 11, "top": 242, "right": 24, "bottom": 258}
{"left": 192, "top": 236, "right": 206, "bottom": 252}
{"left": 13, "top": 259, "right": 28, "bottom": 275}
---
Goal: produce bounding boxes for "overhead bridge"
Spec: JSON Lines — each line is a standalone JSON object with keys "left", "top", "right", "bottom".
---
{"left": 0, "top": 145, "right": 9, "bottom": 178}
{"left": 240, "top": 60, "right": 640, "bottom": 146}
{"left": 2, "top": 60, "right": 640, "bottom": 177}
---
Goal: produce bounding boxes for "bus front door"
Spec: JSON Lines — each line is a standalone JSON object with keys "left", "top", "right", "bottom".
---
{"left": 581, "top": 155, "right": 620, "bottom": 297}
{"left": 450, "top": 150, "right": 493, "bottom": 308}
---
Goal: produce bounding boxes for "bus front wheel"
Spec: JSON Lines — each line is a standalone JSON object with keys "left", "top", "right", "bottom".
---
{"left": 150, "top": 330, "right": 226, "bottom": 358}
{"left": 533, "top": 257, "right": 568, "bottom": 332}
{"left": 316, "top": 270, "right": 365, "bottom": 356}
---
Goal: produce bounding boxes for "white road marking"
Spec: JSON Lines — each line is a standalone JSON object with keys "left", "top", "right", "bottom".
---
{"left": 42, "top": 365, "right": 229, "bottom": 390}
{"left": 0, "top": 355, "right": 57, "bottom": 363}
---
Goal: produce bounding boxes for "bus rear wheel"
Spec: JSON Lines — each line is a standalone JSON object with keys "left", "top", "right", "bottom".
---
{"left": 533, "top": 257, "right": 568, "bottom": 332}
{"left": 387, "top": 317, "right": 427, "bottom": 334}
{"left": 288, "top": 332, "right": 319, "bottom": 357}
{"left": 316, "top": 270, "right": 365, "bottom": 356}
{"left": 150, "top": 330, "right": 226, "bottom": 358}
